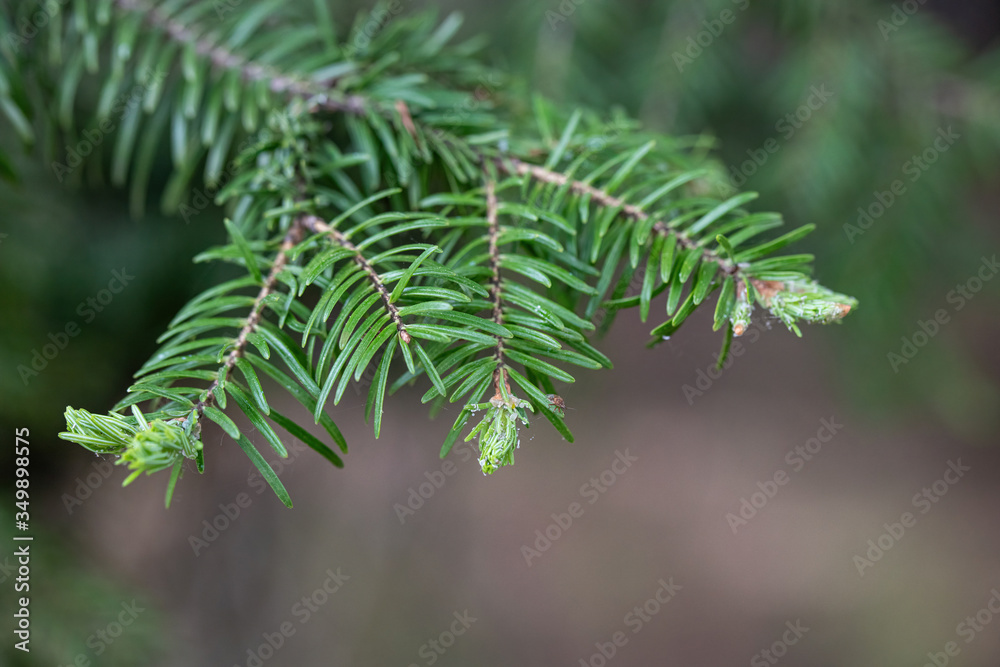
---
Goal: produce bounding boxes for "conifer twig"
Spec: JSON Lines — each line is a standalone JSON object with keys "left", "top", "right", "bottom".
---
{"left": 299, "top": 214, "right": 411, "bottom": 343}
{"left": 111, "top": 0, "right": 759, "bottom": 291}
{"left": 113, "top": 0, "right": 366, "bottom": 111}
{"left": 503, "top": 159, "right": 740, "bottom": 277}
{"left": 192, "top": 226, "right": 302, "bottom": 418}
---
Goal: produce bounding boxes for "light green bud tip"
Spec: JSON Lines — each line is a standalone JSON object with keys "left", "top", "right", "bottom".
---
{"left": 118, "top": 420, "right": 201, "bottom": 484}
{"left": 465, "top": 397, "right": 534, "bottom": 474}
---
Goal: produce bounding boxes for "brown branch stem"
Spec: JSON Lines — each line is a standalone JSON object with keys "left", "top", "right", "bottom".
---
{"left": 298, "top": 215, "right": 411, "bottom": 344}
{"left": 502, "top": 159, "right": 740, "bottom": 278}
{"left": 113, "top": 0, "right": 367, "bottom": 112}
{"left": 192, "top": 224, "right": 303, "bottom": 418}
{"left": 485, "top": 179, "right": 510, "bottom": 401}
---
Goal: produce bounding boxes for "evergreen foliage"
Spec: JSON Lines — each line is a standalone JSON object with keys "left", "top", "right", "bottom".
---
{"left": 510, "top": 0, "right": 1000, "bottom": 435}
{"left": 2, "top": 0, "right": 855, "bottom": 506}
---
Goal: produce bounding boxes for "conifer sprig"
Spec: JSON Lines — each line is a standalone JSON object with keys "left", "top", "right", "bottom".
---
{"left": 0, "top": 0, "right": 856, "bottom": 505}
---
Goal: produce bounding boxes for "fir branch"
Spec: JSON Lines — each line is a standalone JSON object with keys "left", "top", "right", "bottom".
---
{"left": 67, "top": 0, "right": 823, "bottom": 311}
{"left": 503, "top": 158, "right": 738, "bottom": 277}
{"left": 192, "top": 225, "right": 302, "bottom": 418}
{"left": 112, "top": 0, "right": 367, "bottom": 111}
{"left": 41, "top": 2, "right": 860, "bottom": 492}
{"left": 299, "top": 214, "right": 412, "bottom": 344}
{"left": 463, "top": 177, "right": 533, "bottom": 474}
{"left": 111, "top": 0, "right": 740, "bottom": 291}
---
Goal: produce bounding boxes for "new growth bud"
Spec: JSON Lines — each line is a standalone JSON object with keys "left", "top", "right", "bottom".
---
{"left": 465, "top": 396, "right": 534, "bottom": 474}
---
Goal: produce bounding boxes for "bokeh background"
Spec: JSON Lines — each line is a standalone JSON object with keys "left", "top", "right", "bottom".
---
{"left": 2, "top": 0, "right": 999, "bottom": 665}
